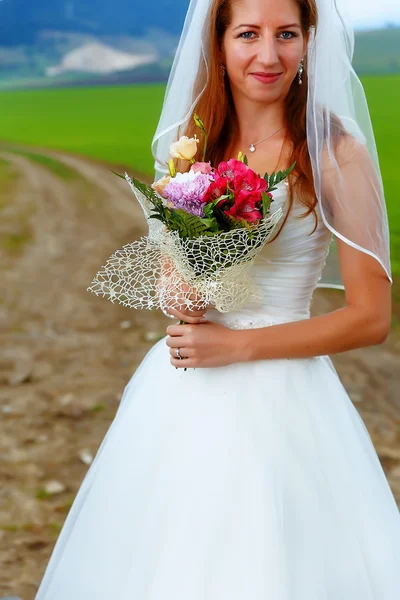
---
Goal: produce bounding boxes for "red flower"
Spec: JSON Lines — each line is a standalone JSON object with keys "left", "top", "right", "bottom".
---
{"left": 202, "top": 174, "right": 228, "bottom": 203}
{"left": 234, "top": 167, "right": 267, "bottom": 199}
{"left": 202, "top": 158, "right": 269, "bottom": 222}
{"left": 217, "top": 158, "right": 249, "bottom": 182}
{"left": 224, "top": 190, "right": 263, "bottom": 223}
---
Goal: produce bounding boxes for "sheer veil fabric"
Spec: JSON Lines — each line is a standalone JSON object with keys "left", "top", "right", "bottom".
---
{"left": 150, "top": 0, "right": 392, "bottom": 290}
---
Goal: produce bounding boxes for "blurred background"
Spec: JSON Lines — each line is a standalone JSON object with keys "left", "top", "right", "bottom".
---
{"left": 0, "top": 1, "right": 399, "bottom": 598}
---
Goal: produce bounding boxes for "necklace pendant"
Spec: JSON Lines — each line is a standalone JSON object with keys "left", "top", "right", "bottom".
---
{"left": 249, "top": 144, "right": 256, "bottom": 153}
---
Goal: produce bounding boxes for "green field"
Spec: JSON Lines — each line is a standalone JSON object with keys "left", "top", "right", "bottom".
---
{"left": 0, "top": 78, "right": 399, "bottom": 276}
{"left": 0, "top": 84, "right": 165, "bottom": 175}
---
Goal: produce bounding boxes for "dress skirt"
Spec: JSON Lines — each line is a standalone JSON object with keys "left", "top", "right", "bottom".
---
{"left": 35, "top": 327, "right": 400, "bottom": 599}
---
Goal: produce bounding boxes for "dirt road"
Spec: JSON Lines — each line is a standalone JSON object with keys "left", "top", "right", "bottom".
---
{"left": 0, "top": 145, "right": 399, "bottom": 599}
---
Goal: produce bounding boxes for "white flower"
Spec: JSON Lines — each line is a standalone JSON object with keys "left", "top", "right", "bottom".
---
{"left": 169, "top": 135, "right": 199, "bottom": 161}
{"left": 171, "top": 170, "right": 202, "bottom": 184}
{"left": 151, "top": 175, "right": 171, "bottom": 197}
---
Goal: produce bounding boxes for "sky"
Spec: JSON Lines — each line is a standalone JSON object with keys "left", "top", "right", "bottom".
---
{"left": 346, "top": 0, "right": 400, "bottom": 29}
{"left": 0, "top": 0, "right": 398, "bottom": 30}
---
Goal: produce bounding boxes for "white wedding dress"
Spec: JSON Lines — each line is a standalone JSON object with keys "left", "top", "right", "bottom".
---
{"left": 35, "top": 182, "right": 400, "bottom": 599}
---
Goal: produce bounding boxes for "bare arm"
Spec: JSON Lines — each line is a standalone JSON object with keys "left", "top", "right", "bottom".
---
{"left": 237, "top": 242, "right": 391, "bottom": 362}
{"left": 237, "top": 136, "right": 392, "bottom": 361}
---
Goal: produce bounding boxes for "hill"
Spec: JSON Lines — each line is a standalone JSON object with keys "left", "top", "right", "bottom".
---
{"left": 0, "top": 0, "right": 189, "bottom": 45}
{"left": 353, "top": 26, "right": 400, "bottom": 74}
{"left": 0, "top": 0, "right": 399, "bottom": 86}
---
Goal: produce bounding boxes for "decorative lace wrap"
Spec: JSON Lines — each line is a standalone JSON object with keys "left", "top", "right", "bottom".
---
{"left": 87, "top": 176, "right": 283, "bottom": 314}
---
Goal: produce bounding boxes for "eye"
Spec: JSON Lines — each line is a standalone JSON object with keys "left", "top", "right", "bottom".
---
{"left": 278, "top": 31, "right": 298, "bottom": 40}
{"left": 239, "top": 31, "right": 257, "bottom": 40}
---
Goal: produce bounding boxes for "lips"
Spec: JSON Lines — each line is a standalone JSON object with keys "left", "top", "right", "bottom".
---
{"left": 251, "top": 72, "right": 283, "bottom": 84}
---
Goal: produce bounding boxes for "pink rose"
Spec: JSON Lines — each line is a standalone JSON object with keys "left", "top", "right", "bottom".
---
{"left": 190, "top": 161, "right": 213, "bottom": 175}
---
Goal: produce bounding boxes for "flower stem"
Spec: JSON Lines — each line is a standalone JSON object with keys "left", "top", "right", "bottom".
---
{"left": 202, "top": 133, "right": 209, "bottom": 162}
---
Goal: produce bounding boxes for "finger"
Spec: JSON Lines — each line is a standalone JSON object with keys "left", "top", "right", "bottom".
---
{"left": 166, "top": 311, "right": 206, "bottom": 324}
{"left": 169, "top": 347, "right": 193, "bottom": 359}
{"left": 166, "top": 307, "right": 207, "bottom": 320}
{"left": 166, "top": 324, "right": 191, "bottom": 338}
{"left": 166, "top": 335, "right": 187, "bottom": 348}
{"left": 170, "top": 356, "right": 196, "bottom": 369}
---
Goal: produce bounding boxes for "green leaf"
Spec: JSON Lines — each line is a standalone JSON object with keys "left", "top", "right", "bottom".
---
{"left": 203, "top": 197, "right": 227, "bottom": 219}
{"left": 169, "top": 209, "right": 213, "bottom": 239}
{"left": 272, "top": 162, "right": 297, "bottom": 185}
{"left": 243, "top": 154, "right": 249, "bottom": 166}
{"left": 130, "top": 175, "right": 164, "bottom": 208}
{"left": 262, "top": 191, "right": 271, "bottom": 217}
{"left": 219, "top": 211, "right": 253, "bottom": 231}
{"left": 110, "top": 169, "right": 125, "bottom": 180}
{"left": 200, "top": 217, "right": 220, "bottom": 231}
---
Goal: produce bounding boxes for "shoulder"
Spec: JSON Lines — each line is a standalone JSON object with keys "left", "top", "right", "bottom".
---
{"left": 321, "top": 133, "right": 370, "bottom": 172}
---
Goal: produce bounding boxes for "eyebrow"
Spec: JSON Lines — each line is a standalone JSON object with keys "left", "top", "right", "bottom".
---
{"left": 233, "top": 23, "right": 301, "bottom": 31}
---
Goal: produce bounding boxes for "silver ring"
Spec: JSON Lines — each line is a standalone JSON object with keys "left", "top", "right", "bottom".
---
{"left": 175, "top": 347, "right": 182, "bottom": 360}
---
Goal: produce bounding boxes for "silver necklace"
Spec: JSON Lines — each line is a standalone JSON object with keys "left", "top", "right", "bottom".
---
{"left": 249, "top": 126, "right": 284, "bottom": 153}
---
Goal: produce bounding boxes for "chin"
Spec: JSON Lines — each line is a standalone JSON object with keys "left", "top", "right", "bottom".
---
{"left": 247, "top": 88, "right": 283, "bottom": 104}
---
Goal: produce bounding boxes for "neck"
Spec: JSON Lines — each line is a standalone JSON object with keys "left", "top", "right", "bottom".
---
{"left": 232, "top": 95, "right": 286, "bottom": 147}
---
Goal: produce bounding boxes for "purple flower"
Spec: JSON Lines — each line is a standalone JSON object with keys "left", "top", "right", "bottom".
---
{"left": 163, "top": 171, "right": 212, "bottom": 217}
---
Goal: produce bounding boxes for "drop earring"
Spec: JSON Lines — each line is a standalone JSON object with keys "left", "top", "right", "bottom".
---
{"left": 221, "top": 62, "right": 226, "bottom": 76}
{"left": 221, "top": 62, "right": 226, "bottom": 88}
{"left": 298, "top": 57, "right": 304, "bottom": 86}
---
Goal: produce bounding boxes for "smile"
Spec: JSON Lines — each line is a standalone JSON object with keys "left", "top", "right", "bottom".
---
{"left": 251, "top": 73, "right": 283, "bottom": 84}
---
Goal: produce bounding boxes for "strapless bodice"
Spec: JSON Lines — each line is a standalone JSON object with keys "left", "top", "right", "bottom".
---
{"left": 206, "top": 182, "right": 332, "bottom": 328}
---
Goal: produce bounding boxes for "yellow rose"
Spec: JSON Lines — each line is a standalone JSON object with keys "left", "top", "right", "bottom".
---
{"left": 151, "top": 175, "right": 171, "bottom": 197}
{"left": 169, "top": 135, "right": 199, "bottom": 162}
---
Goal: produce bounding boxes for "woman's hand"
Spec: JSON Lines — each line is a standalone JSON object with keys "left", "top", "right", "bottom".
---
{"left": 159, "top": 257, "right": 210, "bottom": 323}
{"left": 166, "top": 306, "right": 208, "bottom": 324}
{"left": 166, "top": 320, "right": 239, "bottom": 368}
{"left": 162, "top": 280, "right": 209, "bottom": 323}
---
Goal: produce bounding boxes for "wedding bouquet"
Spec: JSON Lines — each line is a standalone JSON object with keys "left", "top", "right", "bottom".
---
{"left": 87, "top": 114, "right": 294, "bottom": 315}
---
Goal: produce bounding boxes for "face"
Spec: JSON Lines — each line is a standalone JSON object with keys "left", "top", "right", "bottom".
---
{"left": 222, "top": 0, "right": 308, "bottom": 105}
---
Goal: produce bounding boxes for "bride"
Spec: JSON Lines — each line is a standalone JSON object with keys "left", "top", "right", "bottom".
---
{"left": 35, "top": 0, "right": 400, "bottom": 598}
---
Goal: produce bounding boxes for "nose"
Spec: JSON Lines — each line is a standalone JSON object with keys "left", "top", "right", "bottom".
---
{"left": 257, "top": 32, "right": 279, "bottom": 66}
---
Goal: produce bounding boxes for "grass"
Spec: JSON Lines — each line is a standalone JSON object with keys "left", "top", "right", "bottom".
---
{"left": 362, "top": 76, "right": 400, "bottom": 277}
{"left": 0, "top": 78, "right": 399, "bottom": 274}
{"left": 0, "top": 156, "right": 18, "bottom": 199}
{"left": 5, "top": 148, "right": 81, "bottom": 180}
{"left": 0, "top": 84, "right": 165, "bottom": 175}
{"left": 0, "top": 521, "right": 63, "bottom": 535}
{"left": 2, "top": 227, "right": 33, "bottom": 253}
{"left": 35, "top": 488, "right": 52, "bottom": 500}
{"left": 0, "top": 156, "right": 33, "bottom": 253}
{"left": 0, "top": 156, "right": 10, "bottom": 171}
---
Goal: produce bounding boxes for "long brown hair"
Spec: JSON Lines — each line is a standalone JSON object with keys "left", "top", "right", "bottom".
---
{"left": 177, "top": 0, "right": 344, "bottom": 234}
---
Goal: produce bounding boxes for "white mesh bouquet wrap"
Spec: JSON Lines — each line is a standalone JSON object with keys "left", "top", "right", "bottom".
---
{"left": 87, "top": 175, "right": 283, "bottom": 314}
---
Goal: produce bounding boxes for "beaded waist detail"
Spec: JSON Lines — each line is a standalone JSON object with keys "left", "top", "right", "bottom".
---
{"left": 205, "top": 310, "right": 309, "bottom": 331}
